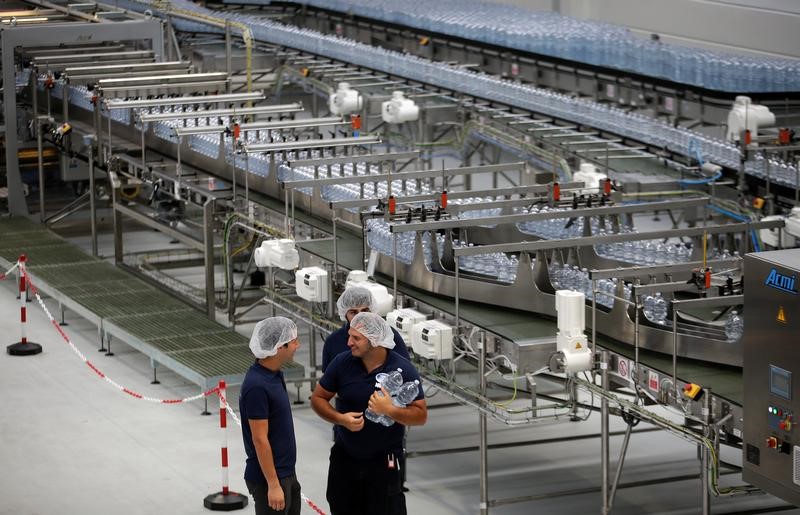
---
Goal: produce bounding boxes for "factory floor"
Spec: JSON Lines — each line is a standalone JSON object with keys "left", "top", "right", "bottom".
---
{"left": 1, "top": 227, "right": 798, "bottom": 515}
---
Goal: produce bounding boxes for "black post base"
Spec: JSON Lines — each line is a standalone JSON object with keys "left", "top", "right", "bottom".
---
{"left": 203, "top": 492, "right": 248, "bottom": 511}
{"left": 7, "top": 341, "right": 43, "bottom": 356}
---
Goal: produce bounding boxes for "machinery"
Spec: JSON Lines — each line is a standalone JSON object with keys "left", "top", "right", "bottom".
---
{"left": 743, "top": 249, "right": 800, "bottom": 505}
{"left": 3, "top": 0, "right": 800, "bottom": 512}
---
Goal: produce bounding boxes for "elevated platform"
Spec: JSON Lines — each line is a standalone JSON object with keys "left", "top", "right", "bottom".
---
{"left": 0, "top": 216, "right": 303, "bottom": 390}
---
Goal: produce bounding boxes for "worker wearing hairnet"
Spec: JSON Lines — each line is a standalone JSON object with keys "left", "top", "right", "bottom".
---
{"left": 321, "top": 286, "right": 409, "bottom": 372}
{"left": 240, "top": 316, "right": 302, "bottom": 515}
{"left": 312, "top": 312, "right": 427, "bottom": 515}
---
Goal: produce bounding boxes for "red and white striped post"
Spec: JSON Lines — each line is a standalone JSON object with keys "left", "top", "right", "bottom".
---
{"left": 7, "top": 255, "right": 42, "bottom": 356}
{"left": 204, "top": 380, "right": 248, "bottom": 511}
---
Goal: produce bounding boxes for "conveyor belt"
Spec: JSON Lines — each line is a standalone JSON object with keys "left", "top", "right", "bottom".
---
{"left": 297, "top": 227, "right": 745, "bottom": 405}
{"left": 0, "top": 216, "right": 303, "bottom": 389}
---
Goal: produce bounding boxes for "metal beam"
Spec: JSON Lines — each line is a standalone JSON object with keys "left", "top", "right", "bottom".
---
{"left": 451, "top": 220, "right": 784, "bottom": 256}
{"left": 328, "top": 181, "right": 585, "bottom": 210}
{"left": 239, "top": 116, "right": 346, "bottom": 131}
{"left": 244, "top": 135, "right": 380, "bottom": 153}
{"left": 286, "top": 151, "right": 419, "bottom": 168}
{"left": 391, "top": 198, "right": 709, "bottom": 232}
{"left": 282, "top": 162, "right": 526, "bottom": 189}
{"left": 105, "top": 91, "right": 265, "bottom": 110}
{"left": 137, "top": 103, "right": 303, "bottom": 122}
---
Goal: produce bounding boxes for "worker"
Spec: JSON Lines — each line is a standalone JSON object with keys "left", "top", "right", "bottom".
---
{"left": 311, "top": 312, "right": 428, "bottom": 515}
{"left": 321, "top": 286, "right": 410, "bottom": 372}
{"left": 239, "top": 316, "right": 302, "bottom": 515}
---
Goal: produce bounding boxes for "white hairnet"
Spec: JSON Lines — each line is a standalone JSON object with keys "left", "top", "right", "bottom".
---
{"left": 350, "top": 312, "right": 395, "bottom": 349}
{"left": 336, "top": 286, "right": 374, "bottom": 321}
{"left": 249, "top": 316, "right": 298, "bottom": 359}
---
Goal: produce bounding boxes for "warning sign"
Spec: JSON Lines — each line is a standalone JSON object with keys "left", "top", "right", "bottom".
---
{"left": 648, "top": 371, "right": 659, "bottom": 392}
{"left": 575, "top": 342, "right": 583, "bottom": 350}
{"left": 618, "top": 359, "right": 629, "bottom": 380}
{"left": 777, "top": 306, "right": 787, "bottom": 324}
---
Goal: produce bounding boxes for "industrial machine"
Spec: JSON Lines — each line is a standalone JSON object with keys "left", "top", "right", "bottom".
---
{"left": 3, "top": 0, "right": 800, "bottom": 513}
{"left": 743, "top": 249, "right": 800, "bottom": 506}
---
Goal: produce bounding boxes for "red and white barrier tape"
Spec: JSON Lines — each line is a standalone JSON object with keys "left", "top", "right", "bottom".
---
{"left": 26, "top": 275, "right": 219, "bottom": 404}
{"left": 25, "top": 270, "right": 329, "bottom": 514}
{"left": 218, "top": 387, "right": 327, "bottom": 514}
{"left": 0, "top": 261, "right": 19, "bottom": 281}
{"left": 302, "top": 493, "right": 327, "bottom": 515}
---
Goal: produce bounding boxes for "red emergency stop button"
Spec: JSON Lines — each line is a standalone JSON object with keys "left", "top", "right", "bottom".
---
{"left": 780, "top": 421, "right": 787, "bottom": 430}
{"left": 766, "top": 437, "right": 778, "bottom": 449}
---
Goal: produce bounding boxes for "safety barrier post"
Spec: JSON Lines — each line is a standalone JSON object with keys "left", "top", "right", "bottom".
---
{"left": 7, "top": 255, "right": 42, "bottom": 356}
{"left": 204, "top": 380, "right": 248, "bottom": 511}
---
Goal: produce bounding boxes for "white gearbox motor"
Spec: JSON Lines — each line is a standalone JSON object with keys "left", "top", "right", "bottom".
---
{"left": 726, "top": 96, "right": 775, "bottom": 146}
{"left": 295, "top": 266, "right": 329, "bottom": 302}
{"left": 411, "top": 320, "right": 454, "bottom": 360}
{"left": 329, "top": 82, "right": 363, "bottom": 116}
{"left": 552, "top": 290, "right": 592, "bottom": 373}
{"left": 344, "top": 270, "right": 394, "bottom": 316}
{"left": 254, "top": 239, "right": 300, "bottom": 270}
{"left": 386, "top": 308, "right": 428, "bottom": 343}
{"left": 381, "top": 91, "right": 419, "bottom": 124}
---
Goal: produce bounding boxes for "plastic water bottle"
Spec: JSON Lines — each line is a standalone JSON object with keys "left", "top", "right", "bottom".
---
{"left": 652, "top": 293, "right": 668, "bottom": 324}
{"left": 643, "top": 294, "right": 655, "bottom": 322}
{"left": 725, "top": 311, "right": 744, "bottom": 342}
{"left": 365, "top": 369, "right": 404, "bottom": 425}
{"left": 393, "top": 380, "right": 421, "bottom": 407}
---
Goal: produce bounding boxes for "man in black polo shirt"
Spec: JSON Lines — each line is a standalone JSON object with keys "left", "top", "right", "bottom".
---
{"left": 240, "top": 316, "right": 302, "bottom": 515}
{"left": 321, "top": 286, "right": 410, "bottom": 373}
{"left": 311, "top": 312, "right": 428, "bottom": 515}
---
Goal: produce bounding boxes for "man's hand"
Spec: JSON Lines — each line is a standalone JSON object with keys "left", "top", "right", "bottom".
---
{"left": 338, "top": 411, "right": 365, "bottom": 432}
{"left": 268, "top": 481, "right": 285, "bottom": 511}
{"left": 368, "top": 386, "right": 394, "bottom": 416}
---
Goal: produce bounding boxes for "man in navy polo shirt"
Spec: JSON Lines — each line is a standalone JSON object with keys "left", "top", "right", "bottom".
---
{"left": 321, "top": 286, "right": 409, "bottom": 373}
{"left": 311, "top": 312, "right": 427, "bottom": 515}
{"left": 240, "top": 316, "right": 302, "bottom": 515}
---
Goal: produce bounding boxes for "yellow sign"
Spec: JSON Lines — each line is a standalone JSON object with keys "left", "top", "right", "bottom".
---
{"left": 575, "top": 342, "right": 582, "bottom": 349}
{"left": 777, "top": 306, "right": 787, "bottom": 324}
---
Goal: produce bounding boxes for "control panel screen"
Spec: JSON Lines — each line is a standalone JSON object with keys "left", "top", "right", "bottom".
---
{"left": 770, "top": 365, "right": 792, "bottom": 400}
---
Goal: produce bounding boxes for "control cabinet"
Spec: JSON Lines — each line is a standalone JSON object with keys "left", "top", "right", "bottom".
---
{"left": 743, "top": 250, "right": 800, "bottom": 505}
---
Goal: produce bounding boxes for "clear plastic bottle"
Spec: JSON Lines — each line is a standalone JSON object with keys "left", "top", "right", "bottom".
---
{"left": 365, "top": 369, "right": 404, "bottom": 425}
{"left": 652, "top": 293, "right": 668, "bottom": 324}
{"left": 643, "top": 294, "right": 655, "bottom": 322}
{"left": 725, "top": 311, "right": 744, "bottom": 342}
{"left": 392, "top": 380, "right": 421, "bottom": 407}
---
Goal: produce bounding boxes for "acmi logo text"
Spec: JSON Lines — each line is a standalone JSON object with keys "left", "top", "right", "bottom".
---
{"left": 765, "top": 268, "right": 798, "bottom": 295}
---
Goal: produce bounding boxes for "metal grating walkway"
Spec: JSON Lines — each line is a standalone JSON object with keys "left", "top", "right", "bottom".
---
{"left": 0, "top": 216, "right": 303, "bottom": 389}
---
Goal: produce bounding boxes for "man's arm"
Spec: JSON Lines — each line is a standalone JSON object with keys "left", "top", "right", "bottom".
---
{"left": 248, "top": 419, "right": 285, "bottom": 511}
{"left": 368, "top": 390, "right": 428, "bottom": 426}
{"left": 311, "top": 384, "right": 364, "bottom": 432}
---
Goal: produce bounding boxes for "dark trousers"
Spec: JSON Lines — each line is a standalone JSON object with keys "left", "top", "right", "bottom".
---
{"left": 246, "top": 475, "right": 301, "bottom": 515}
{"left": 326, "top": 443, "right": 406, "bottom": 515}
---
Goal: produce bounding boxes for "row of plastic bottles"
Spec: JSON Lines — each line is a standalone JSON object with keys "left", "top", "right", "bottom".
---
{"left": 366, "top": 219, "right": 433, "bottom": 265}
{"left": 548, "top": 262, "right": 631, "bottom": 309}
{"left": 215, "top": 5, "right": 755, "bottom": 169}
{"left": 454, "top": 240, "right": 522, "bottom": 284}
{"left": 241, "top": 0, "right": 799, "bottom": 93}
{"left": 516, "top": 205, "right": 588, "bottom": 239}
{"left": 43, "top": 0, "right": 799, "bottom": 190}
{"left": 364, "top": 369, "right": 421, "bottom": 426}
{"left": 595, "top": 235, "right": 693, "bottom": 266}
{"left": 747, "top": 154, "right": 800, "bottom": 188}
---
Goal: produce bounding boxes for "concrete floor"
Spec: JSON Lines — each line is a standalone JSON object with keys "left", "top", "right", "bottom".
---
{"left": 1, "top": 228, "right": 798, "bottom": 514}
